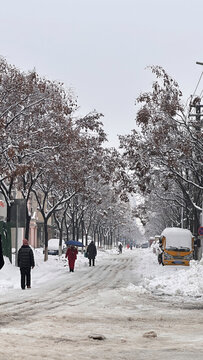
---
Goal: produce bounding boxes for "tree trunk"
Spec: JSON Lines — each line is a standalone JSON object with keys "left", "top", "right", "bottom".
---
{"left": 72, "top": 213, "right": 75, "bottom": 240}
{"left": 43, "top": 219, "right": 49, "bottom": 261}
{"left": 85, "top": 233, "right": 88, "bottom": 247}
{"left": 25, "top": 205, "right": 31, "bottom": 240}
{"left": 58, "top": 220, "right": 64, "bottom": 256}
{"left": 81, "top": 218, "right": 84, "bottom": 246}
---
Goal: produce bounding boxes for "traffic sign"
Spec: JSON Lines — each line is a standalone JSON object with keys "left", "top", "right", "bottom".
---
{"left": 198, "top": 226, "right": 203, "bottom": 235}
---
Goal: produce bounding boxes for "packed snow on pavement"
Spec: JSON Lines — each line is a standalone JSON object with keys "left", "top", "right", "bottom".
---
{"left": 0, "top": 246, "right": 203, "bottom": 360}
{"left": 1, "top": 246, "right": 203, "bottom": 299}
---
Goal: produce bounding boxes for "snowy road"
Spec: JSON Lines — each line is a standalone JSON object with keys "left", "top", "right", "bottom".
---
{"left": 0, "top": 250, "right": 203, "bottom": 360}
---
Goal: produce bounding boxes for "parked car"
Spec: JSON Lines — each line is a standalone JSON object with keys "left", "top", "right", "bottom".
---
{"left": 141, "top": 242, "right": 149, "bottom": 248}
{"left": 159, "top": 227, "right": 194, "bottom": 266}
{"left": 43, "top": 238, "right": 66, "bottom": 255}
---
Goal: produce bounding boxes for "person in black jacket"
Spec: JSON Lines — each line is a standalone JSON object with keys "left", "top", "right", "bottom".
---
{"left": 17, "top": 239, "right": 35, "bottom": 289}
{"left": 87, "top": 241, "right": 97, "bottom": 266}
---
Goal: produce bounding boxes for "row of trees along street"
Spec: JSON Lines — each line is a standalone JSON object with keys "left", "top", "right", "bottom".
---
{"left": 1, "top": 59, "right": 202, "bottom": 260}
{"left": 0, "top": 57, "right": 141, "bottom": 261}
{"left": 120, "top": 66, "right": 203, "bottom": 240}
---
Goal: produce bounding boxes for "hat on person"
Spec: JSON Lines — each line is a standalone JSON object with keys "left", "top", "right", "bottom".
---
{"left": 23, "top": 239, "right": 29, "bottom": 246}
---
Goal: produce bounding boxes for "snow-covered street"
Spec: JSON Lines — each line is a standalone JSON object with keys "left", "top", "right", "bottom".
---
{"left": 0, "top": 248, "right": 203, "bottom": 360}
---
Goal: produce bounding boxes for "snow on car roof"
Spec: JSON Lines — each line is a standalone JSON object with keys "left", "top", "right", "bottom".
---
{"left": 48, "top": 238, "right": 65, "bottom": 250}
{"left": 161, "top": 227, "right": 193, "bottom": 249}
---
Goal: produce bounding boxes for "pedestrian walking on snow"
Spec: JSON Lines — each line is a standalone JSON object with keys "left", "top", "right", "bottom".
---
{"left": 87, "top": 241, "right": 97, "bottom": 266}
{"left": 65, "top": 245, "right": 78, "bottom": 272}
{"left": 118, "top": 243, "right": 123, "bottom": 254}
{"left": 17, "top": 239, "right": 35, "bottom": 289}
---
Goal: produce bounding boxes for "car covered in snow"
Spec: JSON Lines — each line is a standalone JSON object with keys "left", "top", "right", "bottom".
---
{"left": 159, "top": 227, "right": 194, "bottom": 266}
{"left": 46, "top": 238, "right": 66, "bottom": 255}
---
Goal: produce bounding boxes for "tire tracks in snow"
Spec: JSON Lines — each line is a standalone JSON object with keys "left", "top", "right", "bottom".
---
{"left": 0, "top": 255, "right": 136, "bottom": 324}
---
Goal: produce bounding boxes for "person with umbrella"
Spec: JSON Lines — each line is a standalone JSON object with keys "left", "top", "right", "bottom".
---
{"left": 65, "top": 245, "right": 78, "bottom": 272}
{"left": 87, "top": 240, "right": 97, "bottom": 267}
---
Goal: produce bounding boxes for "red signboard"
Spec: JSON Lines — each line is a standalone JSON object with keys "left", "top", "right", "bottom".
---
{"left": 198, "top": 226, "right": 203, "bottom": 235}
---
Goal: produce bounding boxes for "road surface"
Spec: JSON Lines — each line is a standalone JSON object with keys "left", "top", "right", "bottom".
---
{"left": 0, "top": 251, "right": 202, "bottom": 359}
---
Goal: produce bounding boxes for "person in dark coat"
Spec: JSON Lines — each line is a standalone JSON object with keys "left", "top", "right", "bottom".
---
{"left": 0, "top": 235, "right": 4, "bottom": 270}
{"left": 118, "top": 243, "right": 123, "bottom": 254}
{"left": 87, "top": 241, "right": 97, "bottom": 266}
{"left": 65, "top": 245, "right": 78, "bottom": 272}
{"left": 17, "top": 239, "right": 35, "bottom": 289}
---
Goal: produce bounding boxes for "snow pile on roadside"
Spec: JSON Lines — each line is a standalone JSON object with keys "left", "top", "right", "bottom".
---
{"left": 0, "top": 246, "right": 203, "bottom": 300}
{"left": 134, "top": 248, "right": 203, "bottom": 299}
{"left": 0, "top": 256, "right": 18, "bottom": 290}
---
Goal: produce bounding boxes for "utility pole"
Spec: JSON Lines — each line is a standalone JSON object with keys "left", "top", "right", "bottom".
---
{"left": 189, "top": 96, "right": 203, "bottom": 131}
{"left": 194, "top": 62, "right": 203, "bottom": 227}
{"left": 189, "top": 94, "right": 203, "bottom": 229}
{"left": 189, "top": 62, "right": 203, "bottom": 131}
{"left": 194, "top": 62, "right": 203, "bottom": 259}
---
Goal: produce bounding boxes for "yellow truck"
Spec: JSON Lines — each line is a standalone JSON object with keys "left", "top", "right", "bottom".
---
{"left": 159, "top": 227, "right": 194, "bottom": 266}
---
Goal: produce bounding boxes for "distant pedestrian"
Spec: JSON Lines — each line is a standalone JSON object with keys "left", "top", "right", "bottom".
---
{"left": 0, "top": 235, "right": 4, "bottom": 270}
{"left": 118, "top": 243, "right": 123, "bottom": 254}
{"left": 65, "top": 245, "right": 78, "bottom": 272}
{"left": 87, "top": 241, "right": 97, "bottom": 266}
{"left": 17, "top": 239, "right": 35, "bottom": 289}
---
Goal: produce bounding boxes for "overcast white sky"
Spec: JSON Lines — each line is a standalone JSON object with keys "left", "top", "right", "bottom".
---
{"left": 1, "top": 0, "right": 203, "bottom": 147}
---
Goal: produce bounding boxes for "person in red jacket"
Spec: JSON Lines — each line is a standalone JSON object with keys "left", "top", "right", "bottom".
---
{"left": 65, "top": 245, "right": 78, "bottom": 272}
